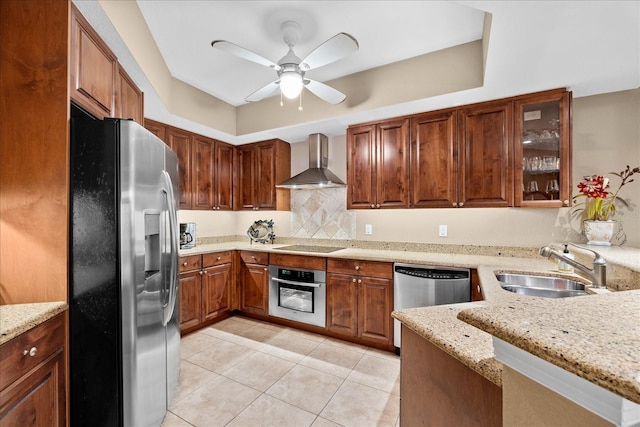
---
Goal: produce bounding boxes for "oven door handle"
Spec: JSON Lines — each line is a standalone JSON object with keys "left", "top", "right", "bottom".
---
{"left": 270, "top": 277, "right": 323, "bottom": 288}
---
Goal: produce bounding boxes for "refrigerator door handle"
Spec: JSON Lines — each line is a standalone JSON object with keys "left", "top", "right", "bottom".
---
{"left": 161, "top": 170, "right": 179, "bottom": 326}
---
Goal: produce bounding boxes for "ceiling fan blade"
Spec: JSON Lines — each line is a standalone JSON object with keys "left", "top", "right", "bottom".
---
{"left": 300, "top": 33, "right": 358, "bottom": 71}
{"left": 211, "top": 40, "right": 280, "bottom": 71}
{"left": 304, "top": 79, "right": 346, "bottom": 104}
{"left": 245, "top": 80, "right": 280, "bottom": 102}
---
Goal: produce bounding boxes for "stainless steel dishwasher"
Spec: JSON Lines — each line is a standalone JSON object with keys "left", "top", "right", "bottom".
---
{"left": 393, "top": 263, "right": 471, "bottom": 349}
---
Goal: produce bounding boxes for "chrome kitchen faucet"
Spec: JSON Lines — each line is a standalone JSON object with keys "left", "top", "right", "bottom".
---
{"left": 539, "top": 244, "right": 607, "bottom": 288}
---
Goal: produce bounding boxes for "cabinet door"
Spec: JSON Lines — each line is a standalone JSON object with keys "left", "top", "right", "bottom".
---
{"left": 240, "top": 263, "right": 269, "bottom": 316}
{"left": 191, "top": 135, "right": 215, "bottom": 210}
{"left": 179, "top": 270, "right": 201, "bottom": 332}
{"left": 514, "top": 90, "right": 572, "bottom": 208}
{"left": 115, "top": 65, "right": 143, "bottom": 123}
{"left": 458, "top": 100, "right": 514, "bottom": 208}
{"left": 70, "top": 5, "right": 116, "bottom": 119}
{"left": 326, "top": 273, "right": 358, "bottom": 337}
{"left": 255, "top": 142, "right": 276, "bottom": 209}
{"left": 214, "top": 141, "right": 234, "bottom": 210}
{"left": 376, "top": 119, "right": 410, "bottom": 208}
{"left": 410, "top": 110, "right": 458, "bottom": 208}
{"left": 144, "top": 119, "right": 166, "bottom": 143}
{"left": 358, "top": 277, "right": 393, "bottom": 345}
{"left": 0, "top": 351, "right": 65, "bottom": 427}
{"left": 202, "top": 263, "right": 232, "bottom": 321}
{"left": 167, "top": 128, "right": 193, "bottom": 209}
{"left": 236, "top": 146, "right": 256, "bottom": 210}
{"left": 347, "top": 125, "right": 376, "bottom": 209}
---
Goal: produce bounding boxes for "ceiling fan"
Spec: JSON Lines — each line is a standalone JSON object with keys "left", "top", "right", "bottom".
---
{"left": 211, "top": 21, "right": 358, "bottom": 105}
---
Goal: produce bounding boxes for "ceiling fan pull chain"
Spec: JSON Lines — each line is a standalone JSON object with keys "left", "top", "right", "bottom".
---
{"left": 298, "top": 91, "right": 303, "bottom": 111}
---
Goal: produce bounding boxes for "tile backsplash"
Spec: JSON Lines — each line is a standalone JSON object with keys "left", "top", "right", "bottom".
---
{"left": 290, "top": 187, "right": 355, "bottom": 239}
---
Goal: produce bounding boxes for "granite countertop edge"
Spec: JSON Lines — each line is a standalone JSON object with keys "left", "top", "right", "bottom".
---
{"left": 0, "top": 302, "right": 67, "bottom": 345}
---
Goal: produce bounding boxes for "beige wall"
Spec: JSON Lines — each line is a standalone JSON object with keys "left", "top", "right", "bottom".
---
{"left": 180, "top": 89, "right": 640, "bottom": 249}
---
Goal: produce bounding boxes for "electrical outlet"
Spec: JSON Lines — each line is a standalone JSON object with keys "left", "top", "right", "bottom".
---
{"left": 439, "top": 225, "right": 448, "bottom": 237}
{"left": 365, "top": 224, "right": 373, "bottom": 235}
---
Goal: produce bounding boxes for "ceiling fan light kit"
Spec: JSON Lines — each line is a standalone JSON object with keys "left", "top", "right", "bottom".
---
{"left": 211, "top": 20, "right": 358, "bottom": 106}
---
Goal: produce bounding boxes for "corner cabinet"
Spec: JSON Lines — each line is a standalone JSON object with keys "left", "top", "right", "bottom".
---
{"left": 0, "top": 313, "right": 67, "bottom": 427}
{"left": 178, "top": 252, "right": 233, "bottom": 334}
{"left": 327, "top": 258, "right": 394, "bottom": 349}
{"left": 347, "top": 118, "right": 410, "bottom": 209}
{"left": 236, "top": 139, "right": 291, "bottom": 211}
{"left": 514, "top": 90, "right": 572, "bottom": 207}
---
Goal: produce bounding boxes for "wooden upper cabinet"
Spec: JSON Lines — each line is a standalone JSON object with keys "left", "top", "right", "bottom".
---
{"left": 410, "top": 110, "right": 458, "bottom": 208}
{"left": 457, "top": 100, "right": 514, "bottom": 208}
{"left": 347, "top": 119, "right": 409, "bottom": 209}
{"left": 236, "top": 139, "right": 291, "bottom": 211}
{"left": 513, "top": 89, "right": 572, "bottom": 208}
{"left": 144, "top": 119, "right": 167, "bottom": 142}
{"left": 70, "top": 5, "right": 117, "bottom": 119}
{"left": 214, "top": 141, "right": 234, "bottom": 211}
{"left": 347, "top": 124, "right": 376, "bottom": 209}
{"left": 191, "top": 135, "right": 215, "bottom": 210}
{"left": 166, "top": 127, "right": 193, "bottom": 209}
{"left": 115, "top": 65, "right": 143, "bottom": 123}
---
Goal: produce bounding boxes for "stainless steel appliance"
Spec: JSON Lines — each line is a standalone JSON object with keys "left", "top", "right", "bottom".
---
{"left": 393, "top": 263, "right": 471, "bottom": 349}
{"left": 69, "top": 104, "right": 180, "bottom": 427}
{"left": 180, "top": 222, "right": 196, "bottom": 249}
{"left": 269, "top": 265, "right": 326, "bottom": 327}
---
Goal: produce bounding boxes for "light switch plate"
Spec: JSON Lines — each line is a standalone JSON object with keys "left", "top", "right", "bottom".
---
{"left": 439, "top": 225, "right": 448, "bottom": 237}
{"left": 365, "top": 224, "right": 373, "bottom": 235}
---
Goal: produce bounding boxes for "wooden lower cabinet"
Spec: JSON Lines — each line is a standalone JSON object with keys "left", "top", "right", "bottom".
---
{"left": 0, "top": 313, "right": 66, "bottom": 427}
{"left": 179, "top": 252, "right": 232, "bottom": 334}
{"left": 327, "top": 258, "right": 394, "bottom": 348}
{"left": 400, "top": 325, "right": 502, "bottom": 426}
{"left": 238, "top": 251, "right": 269, "bottom": 317}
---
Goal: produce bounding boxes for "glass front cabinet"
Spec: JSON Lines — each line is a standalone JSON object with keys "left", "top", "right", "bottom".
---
{"left": 514, "top": 90, "right": 572, "bottom": 207}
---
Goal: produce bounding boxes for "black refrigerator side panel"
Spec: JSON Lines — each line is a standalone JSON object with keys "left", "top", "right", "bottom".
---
{"left": 69, "top": 104, "right": 122, "bottom": 427}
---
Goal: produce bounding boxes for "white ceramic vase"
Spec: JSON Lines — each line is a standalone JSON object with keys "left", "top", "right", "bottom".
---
{"left": 583, "top": 220, "right": 614, "bottom": 246}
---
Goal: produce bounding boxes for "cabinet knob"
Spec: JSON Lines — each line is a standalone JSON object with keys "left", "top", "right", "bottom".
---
{"left": 376, "top": 204, "right": 380, "bottom": 208}
{"left": 452, "top": 202, "right": 457, "bottom": 207}
{"left": 459, "top": 202, "right": 464, "bottom": 207}
{"left": 357, "top": 279, "right": 362, "bottom": 284}
{"left": 354, "top": 265, "right": 360, "bottom": 271}
{"left": 477, "top": 285, "right": 481, "bottom": 293}
{"left": 370, "top": 204, "right": 375, "bottom": 208}
{"left": 563, "top": 200, "right": 570, "bottom": 206}
{"left": 251, "top": 256, "right": 256, "bottom": 259}
{"left": 217, "top": 256, "right": 221, "bottom": 261}
{"left": 200, "top": 270, "right": 204, "bottom": 275}
{"left": 352, "top": 278, "right": 357, "bottom": 283}
{"left": 216, "top": 207, "right": 221, "bottom": 210}
{"left": 263, "top": 267, "right": 268, "bottom": 271}
{"left": 23, "top": 347, "right": 37, "bottom": 357}
{"left": 182, "top": 262, "right": 188, "bottom": 267}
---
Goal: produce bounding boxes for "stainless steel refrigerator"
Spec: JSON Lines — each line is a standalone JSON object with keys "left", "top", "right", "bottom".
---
{"left": 69, "top": 104, "right": 180, "bottom": 426}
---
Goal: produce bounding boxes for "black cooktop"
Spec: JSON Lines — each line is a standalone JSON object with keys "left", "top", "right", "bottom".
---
{"left": 273, "top": 245, "right": 345, "bottom": 254}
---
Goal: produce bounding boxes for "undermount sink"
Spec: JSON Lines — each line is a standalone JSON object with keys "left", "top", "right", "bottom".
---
{"left": 496, "top": 273, "right": 589, "bottom": 298}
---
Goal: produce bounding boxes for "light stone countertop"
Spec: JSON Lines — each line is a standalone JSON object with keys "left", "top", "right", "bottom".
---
{"left": 0, "top": 302, "right": 67, "bottom": 345}
{"left": 458, "top": 290, "right": 640, "bottom": 404}
{"left": 181, "top": 239, "right": 640, "bottom": 401}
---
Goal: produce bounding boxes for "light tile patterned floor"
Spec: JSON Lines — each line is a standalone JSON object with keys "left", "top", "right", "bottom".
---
{"left": 161, "top": 316, "right": 400, "bottom": 427}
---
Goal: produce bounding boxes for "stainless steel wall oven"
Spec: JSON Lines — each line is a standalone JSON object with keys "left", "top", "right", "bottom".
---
{"left": 268, "top": 265, "right": 326, "bottom": 328}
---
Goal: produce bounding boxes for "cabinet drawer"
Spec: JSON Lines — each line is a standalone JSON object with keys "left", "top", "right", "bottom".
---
{"left": 202, "top": 251, "right": 232, "bottom": 267}
{"left": 179, "top": 255, "right": 202, "bottom": 272}
{"left": 0, "top": 313, "right": 65, "bottom": 391}
{"left": 269, "top": 253, "right": 326, "bottom": 271}
{"left": 240, "top": 251, "right": 268, "bottom": 265}
{"left": 327, "top": 258, "right": 393, "bottom": 279}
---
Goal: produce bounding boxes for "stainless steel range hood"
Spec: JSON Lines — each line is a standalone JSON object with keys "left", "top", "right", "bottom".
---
{"left": 276, "top": 133, "right": 346, "bottom": 189}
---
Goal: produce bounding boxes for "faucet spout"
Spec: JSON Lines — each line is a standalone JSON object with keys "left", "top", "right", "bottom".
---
{"left": 538, "top": 245, "right": 607, "bottom": 288}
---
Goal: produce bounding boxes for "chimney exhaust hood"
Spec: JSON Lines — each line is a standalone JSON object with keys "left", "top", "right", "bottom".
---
{"left": 276, "top": 133, "right": 346, "bottom": 189}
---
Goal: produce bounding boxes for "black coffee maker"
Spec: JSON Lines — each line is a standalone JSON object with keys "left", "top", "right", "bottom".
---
{"left": 179, "top": 223, "right": 195, "bottom": 249}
